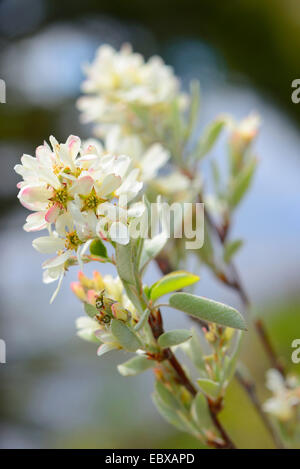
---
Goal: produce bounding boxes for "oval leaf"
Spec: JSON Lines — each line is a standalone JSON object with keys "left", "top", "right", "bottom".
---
{"left": 84, "top": 303, "right": 98, "bottom": 318}
{"left": 150, "top": 270, "right": 200, "bottom": 302}
{"left": 197, "top": 378, "right": 220, "bottom": 399}
{"left": 191, "top": 392, "right": 213, "bottom": 429}
{"left": 228, "top": 157, "right": 257, "bottom": 208}
{"left": 110, "top": 319, "right": 142, "bottom": 352}
{"left": 193, "top": 118, "right": 226, "bottom": 160}
{"left": 115, "top": 242, "right": 136, "bottom": 285}
{"left": 169, "top": 293, "right": 247, "bottom": 330}
{"left": 155, "top": 380, "right": 181, "bottom": 410}
{"left": 158, "top": 329, "right": 192, "bottom": 349}
{"left": 117, "top": 355, "right": 154, "bottom": 376}
{"left": 152, "top": 393, "right": 190, "bottom": 433}
{"left": 90, "top": 239, "right": 108, "bottom": 259}
{"left": 223, "top": 239, "right": 243, "bottom": 264}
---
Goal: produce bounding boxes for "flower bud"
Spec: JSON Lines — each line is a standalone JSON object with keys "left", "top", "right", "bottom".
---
{"left": 87, "top": 289, "right": 98, "bottom": 306}
{"left": 93, "top": 270, "right": 105, "bottom": 291}
{"left": 111, "top": 302, "right": 130, "bottom": 322}
{"left": 78, "top": 271, "right": 94, "bottom": 289}
{"left": 71, "top": 282, "right": 86, "bottom": 302}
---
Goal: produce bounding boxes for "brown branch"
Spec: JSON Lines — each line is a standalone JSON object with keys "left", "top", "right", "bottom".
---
{"left": 148, "top": 307, "right": 236, "bottom": 449}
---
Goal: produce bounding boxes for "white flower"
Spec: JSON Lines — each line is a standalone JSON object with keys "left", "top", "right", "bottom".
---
{"left": 227, "top": 112, "right": 261, "bottom": 145}
{"left": 15, "top": 134, "right": 144, "bottom": 300}
{"left": 77, "top": 43, "right": 185, "bottom": 136}
{"left": 76, "top": 316, "right": 100, "bottom": 342}
{"left": 104, "top": 126, "right": 170, "bottom": 182}
{"left": 263, "top": 369, "right": 300, "bottom": 422}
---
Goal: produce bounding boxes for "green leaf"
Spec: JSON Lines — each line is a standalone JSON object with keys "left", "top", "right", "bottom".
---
{"left": 223, "top": 239, "right": 243, "bottom": 263}
{"left": 117, "top": 355, "right": 154, "bottom": 376}
{"left": 197, "top": 224, "right": 214, "bottom": 268}
{"left": 169, "top": 293, "right": 247, "bottom": 330}
{"left": 89, "top": 239, "right": 108, "bottom": 259}
{"left": 180, "top": 328, "right": 206, "bottom": 373}
{"left": 84, "top": 303, "right": 98, "bottom": 318}
{"left": 110, "top": 319, "right": 142, "bottom": 352}
{"left": 228, "top": 157, "right": 257, "bottom": 208}
{"left": 134, "top": 308, "right": 150, "bottom": 332}
{"left": 211, "top": 159, "right": 221, "bottom": 192}
{"left": 191, "top": 393, "right": 213, "bottom": 429}
{"left": 150, "top": 270, "right": 200, "bottom": 302}
{"left": 193, "top": 118, "right": 226, "bottom": 160}
{"left": 115, "top": 242, "right": 136, "bottom": 285}
{"left": 152, "top": 393, "right": 190, "bottom": 433}
{"left": 197, "top": 378, "right": 220, "bottom": 399}
{"left": 185, "top": 80, "right": 200, "bottom": 139}
{"left": 155, "top": 380, "right": 181, "bottom": 410}
{"left": 139, "top": 232, "right": 168, "bottom": 271}
{"left": 158, "top": 330, "right": 192, "bottom": 349}
{"left": 223, "top": 330, "right": 243, "bottom": 383}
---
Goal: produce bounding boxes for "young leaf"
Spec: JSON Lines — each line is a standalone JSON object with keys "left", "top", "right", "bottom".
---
{"left": 158, "top": 330, "right": 192, "bottom": 349}
{"left": 228, "top": 157, "right": 257, "bottom": 208}
{"left": 197, "top": 378, "right": 220, "bottom": 399}
{"left": 169, "top": 293, "right": 247, "bottom": 330}
{"left": 222, "top": 330, "right": 243, "bottom": 383}
{"left": 134, "top": 308, "right": 150, "bottom": 332}
{"left": 89, "top": 239, "right": 108, "bottom": 259}
{"left": 150, "top": 270, "right": 200, "bottom": 302}
{"left": 191, "top": 392, "right": 213, "bottom": 430}
{"left": 193, "top": 118, "right": 226, "bottom": 160}
{"left": 84, "top": 303, "right": 98, "bottom": 318}
{"left": 180, "top": 328, "right": 206, "bottom": 373}
{"left": 110, "top": 319, "right": 142, "bottom": 352}
{"left": 115, "top": 242, "right": 136, "bottom": 285}
{"left": 223, "top": 239, "right": 243, "bottom": 264}
{"left": 117, "top": 355, "right": 154, "bottom": 376}
{"left": 152, "top": 393, "right": 190, "bottom": 433}
{"left": 155, "top": 380, "right": 181, "bottom": 410}
{"left": 185, "top": 79, "right": 200, "bottom": 138}
{"left": 139, "top": 232, "right": 168, "bottom": 271}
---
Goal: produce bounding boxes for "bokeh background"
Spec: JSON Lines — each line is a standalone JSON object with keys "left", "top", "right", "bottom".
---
{"left": 0, "top": 0, "right": 300, "bottom": 449}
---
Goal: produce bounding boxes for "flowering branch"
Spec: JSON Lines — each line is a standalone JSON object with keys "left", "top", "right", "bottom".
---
{"left": 15, "top": 42, "right": 298, "bottom": 449}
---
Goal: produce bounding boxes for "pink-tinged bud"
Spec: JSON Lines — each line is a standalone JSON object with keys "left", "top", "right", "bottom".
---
{"left": 71, "top": 282, "right": 86, "bottom": 302}
{"left": 78, "top": 271, "right": 93, "bottom": 289}
{"left": 87, "top": 289, "right": 98, "bottom": 306}
{"left": 93, "top": 271, "right": 104, "bottom": 290}
{"left": 111, "top": 303, "right": 130, "bottom": 322}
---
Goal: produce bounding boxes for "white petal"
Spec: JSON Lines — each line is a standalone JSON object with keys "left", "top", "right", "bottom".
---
{"left": 69, "top": 175, "right": 94, "bottom": 196}
{"left": 140, "top": 143, "right": 169, "bottom": 180}
{"left": 18, "top": 184, "right": 52, "bottom": 211}
{"left": 97, "top": 174, "right": 121, "bottom": 197}
{"left": 23, "top": 211, "right": 47, "bottom": 232}
{"left": 109, "top": 222, "right": 129, "bottom": 245}
{"left": 97, "top": 343, "right": 116, "bottom": 356}
{"left": 116, "top": 168, "right": 143, "bottom": 201}
{"left": 50, "top": 270, "right": 65, "bottom": 304}
{"left": 45, "top": 204, "right": 60, "bottom": 223}
{"left": 55, "top": 212, "right": 73, "bottom": 236}
{"left": 43, "top": 266, "right": 62, "bottom": 283}
{"left": 32, "top": 235, "right": 65, "bottom": 254}
{"left": 66, "top": 135, "right": 81, "bottom": 160}
{"left": 42, "top": 250, "right": 72, "bottom": 269}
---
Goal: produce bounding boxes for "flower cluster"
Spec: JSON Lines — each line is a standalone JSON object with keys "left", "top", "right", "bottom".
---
{"left": 77, "top": 43, "right": 186, "bottom": 138}
{"left": 73, "top": 271, "right": 138, "bottom": 355}
{"left": 263, "top": 369, "right": 300, "bottom": 421}
{"left": 15, "top": 135, "right": 144, "bottom": 300}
